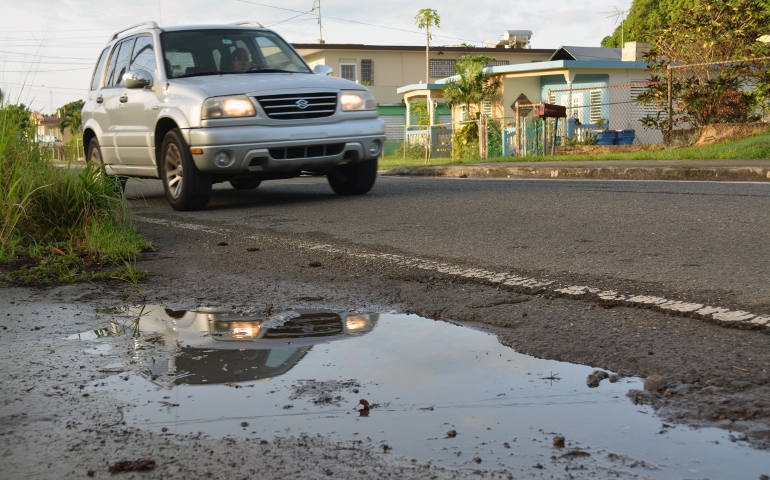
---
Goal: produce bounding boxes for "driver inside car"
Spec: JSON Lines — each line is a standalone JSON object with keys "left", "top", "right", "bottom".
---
{"left": 231, "top": 47, "right": 252, "bottom": 72}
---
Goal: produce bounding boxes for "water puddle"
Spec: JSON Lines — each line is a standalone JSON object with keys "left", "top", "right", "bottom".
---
{"left": 78, "top": 306, "right": 769, "bottom": 478}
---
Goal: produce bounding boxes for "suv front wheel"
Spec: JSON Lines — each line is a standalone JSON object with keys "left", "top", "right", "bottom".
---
{"left": 160, "top": 129, "right": 212, "bottom": 211}
{"left": 327, "top": 158, "right": 377, "bottom": 195}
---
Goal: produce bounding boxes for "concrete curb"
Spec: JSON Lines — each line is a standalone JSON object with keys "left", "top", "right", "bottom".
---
{"left": 381, "top": 165, "right": 770, "bottom": 182}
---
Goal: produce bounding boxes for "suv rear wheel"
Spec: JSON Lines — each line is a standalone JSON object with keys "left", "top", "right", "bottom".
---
{"left": 327, "top": 158, "right": 377, "bottom": 195}
{"left": 160, "top": 128, "right": 211, "bottom": 211}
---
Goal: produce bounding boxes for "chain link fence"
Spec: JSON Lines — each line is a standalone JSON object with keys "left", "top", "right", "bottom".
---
{"left": 663, "top": 56, "right": 770, "bottom": 130}
{"left": 384, "top": 58, "right": 769, "bottom": 161}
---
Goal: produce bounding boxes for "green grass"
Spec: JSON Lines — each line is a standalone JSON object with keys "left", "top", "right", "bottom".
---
{"left": 379, "top": 130, "right": 770, "bottom": 168}
{"left": 0, "top": 105, "right": 150, "bottom": 286}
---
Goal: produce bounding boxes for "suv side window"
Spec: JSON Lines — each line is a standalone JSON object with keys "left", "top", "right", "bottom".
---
{"left": 105, "top": 37, "right": 136, "bottom": 88}
{"left": 130, "top": 35, "right": 156, "bottom": 73}
{"left": 90, "top": 47, "right": 110, "bottom": 91}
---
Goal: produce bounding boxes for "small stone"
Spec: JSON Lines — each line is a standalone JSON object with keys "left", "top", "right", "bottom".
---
{"left": 586, "top": 374, "right": 600, "bottom": 388}
{"left": 308, "top": 261, "right": 322, "bottom": 267}
{"left": 240, "top": 422, "right": 249, "bottom": 427}
{"left": 553, "top": 436, "right": 565, "bottom": 448}
{"left": 473, "top": 457, "right": 482, "bottom": 463}
{"left": 644, "top": 375, "right": 667, "bottom": 394}
{"left": 217, "top": 242, "right": 228, "bottom": 246}
{"left": 447, "top": 429, "right": 457, "bottom": 438}
{"left": 161, "top": 427, "right": 168, "bottom": 433}
{"left": 246, "top": 247, "right": 260, "bottom": 252}
{"left": 608, "top": 374, "right": 620, "bottom": 383}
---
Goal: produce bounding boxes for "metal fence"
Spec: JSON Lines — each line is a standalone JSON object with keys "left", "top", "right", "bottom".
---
{"left": 663, "top": 56, "right": 770, "bottom": 130}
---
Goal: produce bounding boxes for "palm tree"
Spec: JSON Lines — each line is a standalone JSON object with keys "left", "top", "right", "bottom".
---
{"left": 414, "top": 8, "right": 440, "bottom": 84}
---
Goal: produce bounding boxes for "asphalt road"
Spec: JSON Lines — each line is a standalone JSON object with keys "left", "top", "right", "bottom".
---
{"left": 127, "top": 175, "right": 770, "bottom": 313}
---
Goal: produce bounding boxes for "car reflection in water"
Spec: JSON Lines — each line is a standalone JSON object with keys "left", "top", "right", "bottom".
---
{"left": 132, "top": 306, "right": 378, "bottom": 388}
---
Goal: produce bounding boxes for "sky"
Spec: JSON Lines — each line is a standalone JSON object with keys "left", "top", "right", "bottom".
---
{"left": 0, "top": 0, "right": 632, "bottom": 114}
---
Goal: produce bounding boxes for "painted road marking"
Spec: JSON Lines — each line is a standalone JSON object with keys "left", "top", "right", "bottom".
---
{"left": 134, "top": 216, "right": 769, "bottom": 332}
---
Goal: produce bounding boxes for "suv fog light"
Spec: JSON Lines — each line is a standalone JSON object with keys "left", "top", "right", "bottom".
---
{"left": 368, "top": 140, "right": 382, "bottom": 156}
{"left": 214, "top": 151, "right": 234, "bottom": 168}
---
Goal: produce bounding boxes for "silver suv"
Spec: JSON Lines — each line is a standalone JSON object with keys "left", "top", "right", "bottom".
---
{"left": 82, "top": 22, "right": 384, "bottom": 210}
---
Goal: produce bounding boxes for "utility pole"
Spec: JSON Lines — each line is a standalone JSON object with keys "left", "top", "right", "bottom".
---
{"left": 315, "top": 0, "right": 324, "bottom": 44}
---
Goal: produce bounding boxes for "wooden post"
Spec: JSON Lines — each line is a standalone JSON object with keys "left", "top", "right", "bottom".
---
{"left": 667, "top": 64, "right": 673, "bottom": 134}
{"left": 515, "top": 104, "right": 520, "bottom": 157}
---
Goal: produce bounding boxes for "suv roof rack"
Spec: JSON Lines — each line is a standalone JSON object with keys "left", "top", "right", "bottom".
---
{"left": 110, "top": 21, "right": 160, "bottom": 41}
{"left": 231, "top": 21, "right": 264, "bottom": 28}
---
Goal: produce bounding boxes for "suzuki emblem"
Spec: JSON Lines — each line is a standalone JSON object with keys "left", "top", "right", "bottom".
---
{"left": 295, "top": 99, "right": 309, "bottom": 110}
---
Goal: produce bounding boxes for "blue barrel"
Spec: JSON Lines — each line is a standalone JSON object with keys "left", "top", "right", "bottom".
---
{"left": 616, "top": 129, "right": 635, "bottom": 145}
{"left": 595, "top": 131, "right": 617, "bottom": 145}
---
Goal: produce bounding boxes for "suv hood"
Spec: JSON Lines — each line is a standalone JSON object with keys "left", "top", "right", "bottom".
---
{"left": 170, "top": 72, "right": 364, "bottom": 97}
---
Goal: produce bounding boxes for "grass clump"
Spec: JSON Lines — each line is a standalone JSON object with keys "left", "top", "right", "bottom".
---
{"left": 0, "top": 104, "right": 150, "bottom": 285}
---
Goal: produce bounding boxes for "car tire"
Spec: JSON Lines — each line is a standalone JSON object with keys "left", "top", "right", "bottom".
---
{"left": 87, "top": 137, "right": 126, "bottom": 192}
{"left": 160, "top": 128, "right": 211, "bottom": 211}
{"left": 229, "top": 177, "right": 261, "bottom": 190}
{"left": 327, "top": 158, "right": 377, "bottom": 195}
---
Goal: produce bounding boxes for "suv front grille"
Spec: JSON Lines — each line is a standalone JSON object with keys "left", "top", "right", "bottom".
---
{"left": 262, "top": 313, "right": 343, "bottom": 338}
{"left": 267, "top": 143, "right": 345, "bottom": 160}
{"left": 256, "top": 92, "right": 338, "bottom": 119}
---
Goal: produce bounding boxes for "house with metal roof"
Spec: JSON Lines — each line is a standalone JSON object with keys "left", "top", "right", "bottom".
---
{"left": 397, "top": 42, "right": 662, "bottom": 146}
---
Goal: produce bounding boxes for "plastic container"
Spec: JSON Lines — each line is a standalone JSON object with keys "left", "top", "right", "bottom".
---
{"left": 616, "top": 129, "right": 635, "bottom": 145}
{"left": 595, "top": 131, "right": 617, "bottom": 146}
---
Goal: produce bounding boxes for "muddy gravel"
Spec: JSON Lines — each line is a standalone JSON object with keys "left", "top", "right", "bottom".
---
{"left": 1, "top": 220, "right": 769, "bottom": 478}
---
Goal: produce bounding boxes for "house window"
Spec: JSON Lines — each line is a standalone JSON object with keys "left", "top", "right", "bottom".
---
{"left": 589, "top": 90, "right": 603, "bottom": 124}
{"left": 360, "top": 59, "right": 373, "bottom": 85}
{"left": 630, "top": 81, "right": 661, "bottom": 121}
{"left": 339, "top": 62, "right": 357, "bottom": 82}
{"left": 481, "top": 100, "right": 492, "bottom": 117}
{"left": 570, "top": 95, "right": 585, "bottom": 123}
{"left": 459, "top": 105, "right": 468, "bottom": 122}
{"left": 429, "top": 59, "right": 456, "bottom": 78}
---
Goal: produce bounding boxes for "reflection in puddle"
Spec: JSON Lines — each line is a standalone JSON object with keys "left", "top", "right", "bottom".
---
{"left": 85, "top": 307, "right": 769, "bottom": 478}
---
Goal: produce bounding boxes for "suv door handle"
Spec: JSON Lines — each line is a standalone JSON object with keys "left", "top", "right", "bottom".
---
{"left": 119, "top": 94, "right": 128, "bottom": 103}
{"left": 96, "top": 95, "right": 103, "bottom": 104}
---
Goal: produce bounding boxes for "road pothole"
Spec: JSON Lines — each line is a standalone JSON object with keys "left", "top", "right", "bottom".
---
{"left": 73, "top": 306, "right": 770, "bottom": 478}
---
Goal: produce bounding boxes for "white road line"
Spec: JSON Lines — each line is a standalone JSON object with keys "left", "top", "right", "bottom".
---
{"left": 134, "top": 216, "right": 769, "bottom": 331}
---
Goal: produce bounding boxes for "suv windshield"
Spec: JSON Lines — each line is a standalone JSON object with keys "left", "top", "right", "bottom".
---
{"left": 161, "top": 29, "right": 311, "bottom": 79}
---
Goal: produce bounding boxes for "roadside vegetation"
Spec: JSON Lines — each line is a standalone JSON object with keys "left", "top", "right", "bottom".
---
{"left": 0, "top": 103, "right": 150, "bottom": 286}
{"left": 379, "top": 129, "right": 770, "bottom": 168}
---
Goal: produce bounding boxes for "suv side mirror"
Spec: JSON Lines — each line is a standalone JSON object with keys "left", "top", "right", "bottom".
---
{"left": 312, "top": 64, "right": 333, "bottom": 76}
{"left": 124, "top": 69, "right": 153, "bottom": 89}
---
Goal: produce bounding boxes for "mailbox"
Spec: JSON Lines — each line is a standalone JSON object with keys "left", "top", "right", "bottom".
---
{"left": 533, "top": 103, "right": 566, "bottom": 118}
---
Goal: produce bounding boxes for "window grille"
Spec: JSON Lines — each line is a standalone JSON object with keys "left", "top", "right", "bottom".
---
{"left": 429, "top": 59, "right": 455, "bottom": 78}
{"left": 339, "top": 63, "right": 357, "bottom": 82}
{"left": 589, "top": 90, "right": 602, "bottom": 124}
{"left": 360, "top": 59, "right": 373, "bottom": 85}
{"left": 482, "top": 100, "right": 492, "bottom": 116}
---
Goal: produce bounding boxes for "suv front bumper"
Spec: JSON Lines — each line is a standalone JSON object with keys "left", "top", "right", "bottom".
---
{"left": 183, "top": 118, "right": 385, "bottom": 174}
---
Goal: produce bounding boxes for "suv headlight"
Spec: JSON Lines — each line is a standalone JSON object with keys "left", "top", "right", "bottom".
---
{"left": 201, "top": 95, "right": 256, "bottom": 119}
{"left": 340, "top": 90, "right": 376, "bottom": 111}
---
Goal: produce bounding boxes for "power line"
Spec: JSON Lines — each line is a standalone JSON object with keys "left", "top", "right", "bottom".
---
{"left": 0, "top": 49, "right": 94, "bottom": 60}
{"left": 0, "top": 67, "right": 91, "bottom": 73}
{"left": 0, "top": 81, "right": 87, "bottom": 92}
{"left": 235, "top": 0, "right": 482, "bottom": 45}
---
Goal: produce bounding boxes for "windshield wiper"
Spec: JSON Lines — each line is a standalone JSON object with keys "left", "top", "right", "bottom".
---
{"left": 173, "top": 71, "right": 223, "bottom": 79}
{"left": 244, "top": 68, "right": 306, "bottom": 74}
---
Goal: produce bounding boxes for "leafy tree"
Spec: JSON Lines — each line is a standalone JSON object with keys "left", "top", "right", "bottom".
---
{"left": 442, "top": 55, "right": 501, "bottom": 159}
{"left": 2, "top": 103, "right": 32, "bottom": 132}
{"left": 414, "top": 8, "right": 440, "bottom": 84}
{"left": 601, "top": 0, "right": 697, "bottom": 47}
{"left": 57, "top": 99, "right": 85, "bottom": 136}
{"left": 637, "top": 0, "right": 770, "bottom": 130}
